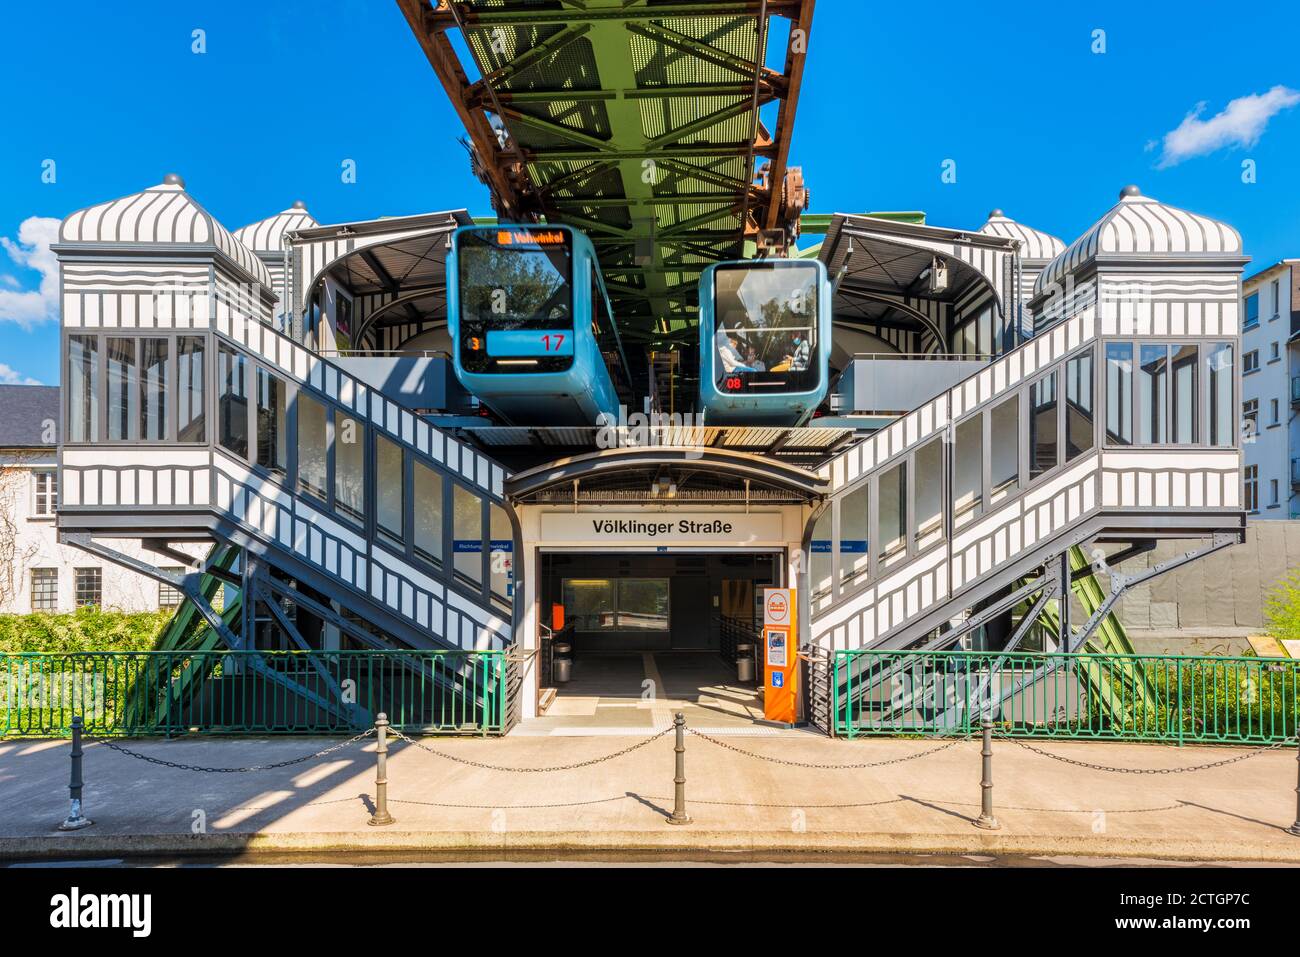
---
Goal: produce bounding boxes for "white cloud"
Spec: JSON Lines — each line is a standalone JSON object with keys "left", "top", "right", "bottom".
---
{"left": 0, "top": 363, "right": 42, "bottom": 385}
{"left": 0, "top": 216, "right": 61, "bottom": 327}
{"left": 1155, "top": 85, "right": 1300, "bottom": 168}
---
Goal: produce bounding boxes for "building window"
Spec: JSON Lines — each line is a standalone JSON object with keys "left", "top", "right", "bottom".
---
{"left": 989, "top": 394, "right": 1020, "bottom": 505}
{"left": 838, "top": 481, "right": 870, "bottom": 584}
{"left": 67, "top": 335, "right": 100, "bottom": 443}
{"left": 413, "top": 460, "right": 444, "bottom": 565}
{"left": 1244, "top": 465, "right": 1259, "bottom": 512}
{"left": 1244, "top": 292, "right": 1259, "bottom": 328}
{"left": 1243, "top": 350, "right": 1259, "bottom": 374}
{"left": 255, "top": 368, "right": 288, "bottom": 476}
{"left": 1243, "top": 398, "right": 1258, "bottom": 440}
{"left": 914, "top": 438, "right": 944, "bottom": 551}
{"left": 159, "top": 568, "right": 185, "bottom": 608}
{"left": 1170, "top": 344, "right": 1198, "bottom": 445}
{"left": 1270, "top": 479, "right": 1280, "bottom": 508}
{"left": 334, "top": 413, "right": 365, "bottom": 521}
{"left": 453, "top": 483, "right": 483, "bottom": 585}
{"left": 877, "top": 460, "right": 907, "bottom": 562}
{"left": 177, "top": 336, "right": 206, "bottom": 442}
{"left": 1139, "top": 345, "right": 1168, "bottom": 443}
{"left": 1030, "top": 372, "right": 1059, "bottom": 478}
{"left": 1207, "top": 343, "right": 1234, "bottom": 447}
{"left": 1065, "top": 353, "right": 1094, "bottom": 461}
{"left": 375, "top": 434, "right": 405, "bottom": 549}
{"left": 1271, "top": 398, "right": 1280, "bottom": 426}
{"left": 30, "top": 568, "right": 57, "bottom": 612}
{"left": 1271, "top": 279, "right": 1281, "bottom": 318}
{"left": 1105, "top": 343, "right": 1133, "bottom": 445}
{"left": 139, "top": 337, "right": 169, "bottom": 442}
{"left": 952, "top": 415, "right": 983, "bottom": 529}
{"left": 296, "top": 394, "right": 328, "bottom": 499}
{"left": 1271, "top": 342, "right": 1281, "bottom": 362}
{"left": 32, "top": 470, "right": 57, "bottom": 517}
{"left": 218, "top": 344, "right": 249, "bottom": 458}
{"left": 75, "top": 567, "right": 102, "bottom": 608}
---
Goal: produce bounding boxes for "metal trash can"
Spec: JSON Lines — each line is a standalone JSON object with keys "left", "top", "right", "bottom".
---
{"left": 554, "top": 642, "right": 572, "bottom": 658}
{"left": 553, "top": 657, "right": 572, "bottom": 683}
{"left": 735, "top": 643, "right": 755, "bottom": 683}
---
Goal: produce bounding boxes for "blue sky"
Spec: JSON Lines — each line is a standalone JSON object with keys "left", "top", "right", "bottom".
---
{"left": 2, "top": 0, "right": 1298, "bottom": 386}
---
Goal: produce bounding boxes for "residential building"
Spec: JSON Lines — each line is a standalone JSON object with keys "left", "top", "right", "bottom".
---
{"left": 1241, "top": 260, "right": 1300, "bottom": 518}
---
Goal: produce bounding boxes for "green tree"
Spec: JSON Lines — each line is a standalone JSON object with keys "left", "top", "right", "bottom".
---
{"left": 1264, "top": 568, "right": 1300, "bottom": 643}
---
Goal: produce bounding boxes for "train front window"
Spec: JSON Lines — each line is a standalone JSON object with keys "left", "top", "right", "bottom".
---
{"left": 713, "top": 264, "right": 819, "bottom": 394}
{"left": 457, "top": 229, "right": 574, "bottom": 373}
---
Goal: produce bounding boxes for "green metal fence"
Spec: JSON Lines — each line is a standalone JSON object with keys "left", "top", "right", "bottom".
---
{"left": 834, "top": 650, "right": 1300, "bottom": 744}
{"left": 0, "top": 649, "right": 510, "bottom": 738}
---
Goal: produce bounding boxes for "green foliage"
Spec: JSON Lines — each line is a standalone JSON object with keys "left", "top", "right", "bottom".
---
{"left": 0, "top": 607, "right": 171, "bottom": 653}
{"left": 1265, "top": 569, "right": 1300, "bottom": 644}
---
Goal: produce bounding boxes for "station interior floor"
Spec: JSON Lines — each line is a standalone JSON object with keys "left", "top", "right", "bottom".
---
{"left": 517, "top": 651, "right": 770, "bottom": 736}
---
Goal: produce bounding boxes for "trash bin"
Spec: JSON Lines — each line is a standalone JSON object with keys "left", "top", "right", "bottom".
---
{"left": 554, "top": 642, "right": 572, "bottom": 658}
{"left": 554, "top": 657, "right": 572, "bottom": 683}
{"left": 735, "top": 643, "right": 755, "bottom": 683}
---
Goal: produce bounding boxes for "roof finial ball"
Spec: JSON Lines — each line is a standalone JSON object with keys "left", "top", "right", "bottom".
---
{"left": 1119, "top": 184, "right": 1142, "bottom": 199}
{"left": 163, "top": 173, "right": 186, "bottom": 188}
{"left": 292, "top": 200, "right": 308, "bottom": 210}
{"left": 989, "top": 208, "right": 1005, "bottom": 219}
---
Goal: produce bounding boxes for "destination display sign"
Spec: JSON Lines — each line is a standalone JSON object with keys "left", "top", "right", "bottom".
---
{"left": 539, "top": 511, "right": 785, "bottom": 545}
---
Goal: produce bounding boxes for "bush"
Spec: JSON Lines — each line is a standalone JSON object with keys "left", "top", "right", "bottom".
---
{"left": 1265, "top": 569, "right": 1300, "bottom": 645}
{"left": 0, "top": 607, "right": 171, "bottom": 654}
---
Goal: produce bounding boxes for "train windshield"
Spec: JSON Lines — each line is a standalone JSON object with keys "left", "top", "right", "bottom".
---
{"left": 713, "top": 263, "right": 819, "bottom": 394}
{"left": 457, "top": 229, "right": 574, "bottom": 373}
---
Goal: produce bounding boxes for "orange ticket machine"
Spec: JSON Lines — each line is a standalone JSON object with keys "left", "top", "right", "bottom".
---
{"left": 763, "top": 587, "right": 798, "bottom": 724}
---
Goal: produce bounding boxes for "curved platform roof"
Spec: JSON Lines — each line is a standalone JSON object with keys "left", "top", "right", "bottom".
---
{"left": 977, "top": 210, "right": 1065, "bottom": 263}
{"left": 233, "top": 202, "right": 319, "bottom": 253}
{"left": 1036, "top": 186, "right": 1243, "bottom": 296}
{"left": 59, "top": 175, "right": 271, "bottom": 288}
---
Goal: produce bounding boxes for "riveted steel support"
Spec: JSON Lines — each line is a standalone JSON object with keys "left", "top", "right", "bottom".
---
{"left": 369, "top": 713, "right": 395, "bottom": 827}
{"left": 59, "top": 716, "right": 93, "bottom": 831}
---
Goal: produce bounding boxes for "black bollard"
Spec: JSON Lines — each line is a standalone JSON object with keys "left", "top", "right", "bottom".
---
{"left": 59, "top": 716, "right": 93, "bottom": 831}
{"left": 368, "top": 713, "right": 395, "bottom": 827}
{"left": 667, "top": 712, "right": 691, "bottom": 825}
{"left": 972, "top": 717, "right": 1000, "bottom": 831}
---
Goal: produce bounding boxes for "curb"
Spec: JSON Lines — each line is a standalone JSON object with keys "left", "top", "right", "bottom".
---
{"left": 4, "top": 828, "right": 1300, "bottom": 863}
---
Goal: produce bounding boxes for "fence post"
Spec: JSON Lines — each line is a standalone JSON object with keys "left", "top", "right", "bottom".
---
{"left": 973, "top": 716, "right": 1000, "bottom": 830}
{"left": 368, "top": 712, "right": 395, "bottom": 827}
{"left": 667, "top": 712, "right": 691, "bottom": 825}
{"left": 1288, "top": 733, "right": 1300, "bottom": 838}
{"left": 59, "top": 715, "right": 93, "bottom": 831}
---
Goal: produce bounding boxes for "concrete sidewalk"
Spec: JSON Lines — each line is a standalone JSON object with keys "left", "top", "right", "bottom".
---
{"left": 1, "top": 730, "right": 1298, "bottom": 862}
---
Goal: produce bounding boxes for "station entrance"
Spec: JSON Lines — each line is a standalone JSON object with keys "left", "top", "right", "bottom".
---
{"left": 532, "top": 550, "right": 783, "bottom": 730}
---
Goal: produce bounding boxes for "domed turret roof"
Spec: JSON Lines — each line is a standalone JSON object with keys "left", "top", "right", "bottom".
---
{"left": 1035, "top": 186, "right": 1242, "bottom": 297}
{"left": 977, "top": 210, "right": 1066, "bottom": 262}
{"left": 233, "top": 201, "right": 319, "bottom": 253}
{"left": 60, "top": 175, "right": 271, "bottom": 287}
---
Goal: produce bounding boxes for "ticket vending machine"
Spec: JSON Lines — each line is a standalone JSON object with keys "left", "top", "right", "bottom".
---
{"left": 763, "top": 587, "right": 797, "bottom": 724}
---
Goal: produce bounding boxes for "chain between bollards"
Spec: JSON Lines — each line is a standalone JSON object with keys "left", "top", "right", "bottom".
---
{"left": 667, "top": 712, "right": 691, "bottom": 825}
{"left": 59, "top": 715, "right": 93, "bottom": 831}
{"left": 369, "top": 713, "right": 395, "bottom": 827}
{"left": 1288, "top": 733, "right": 1300, "bottom": 838}
{"left": 973, "top": 717, "right": 1000, "bottom": 831}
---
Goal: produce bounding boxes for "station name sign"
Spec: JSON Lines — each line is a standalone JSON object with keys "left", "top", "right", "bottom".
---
{"left": 540, "top": 511, "right": 784, "bottom": 545}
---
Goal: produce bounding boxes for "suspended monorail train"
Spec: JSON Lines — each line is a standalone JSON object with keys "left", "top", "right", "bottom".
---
{"left": 697, "top": 258, "right": 831, "bottom": 426}
{"left": 447, "top": 224, "right": 631, "bottom": 426}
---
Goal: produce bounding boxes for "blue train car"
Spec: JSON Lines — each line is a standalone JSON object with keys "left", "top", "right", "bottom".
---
{"left": 698, "top": 259, "right": 831, "bottom": 426}
{"left": 447, "top": 225, "right": 630, "bottom": 426}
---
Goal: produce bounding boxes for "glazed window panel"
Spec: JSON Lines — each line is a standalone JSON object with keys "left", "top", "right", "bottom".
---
{"left": 106, "top": 338, "right": 138, "bottom": 441}
{"left": 1029, "top": 372, "right": 1058, "bottom": 479}
{"left": 68, "top": 335, "right": 100, "bottom": 443}
{"left": 952, "top": 415, "right": 982, "bottom": 527}
{"left": 489, "top": 503, "right": 513, "bottom": 602}
{"left": 914, "top": 438, "right": 944, "bottom": 550}
{"left": 989, "top": 394, "right": 1019, "bottom": 505}
{"left": 453, "top": 483, "right": 483, "bottom": 586}
{"left": 838, "top": 482, "right": 870, "bottom": 586}
{"left": 1171, "top": 344, "right": 1198, "bottom": 444}
{"left": 255, "top": 368, "right": 288, "bottom": 475}
{"left": 878, "top": 460, "right": 907, "bottom": 563}
{"left": 218, "top": 345, "right": 249, "bottom": 458}
{"left": 30, "top": 568, "right": 57, "bottom": 612}
{"left": 375, "top": 434, "right": 404, "bottom": 548}
{"left": 1065, "top": 353, "right": 1094, "bottom": 462}
{"left": 334, "top": 413, "right": 364, "bottom": 520}
{"left": 74, "top": 567, "right": 101, "bottom": 608}
{"left": 1139, "top": 345, "right": 1168, "bottom": 444}
{"left": 1104, "top": 343, "right": 1133, "bottom": 445}
{"left": 139, "top": 338, "right": 168, "bottom": 442}
{"left": 616, "top": 579, "right": 669, "bottom": 631}
{"left": 296, "top": 394, "right": 328, "bottom": 499}
{"left": 412, "top": 460, "right": 444, "bottom": 564}
{"left": 177, "top": 337, "right": 206, "bottom": 442}
{"left": 1207, "top": 343, "right": 1234, "bottom": 447}
{"left": 810, "top": 508, "right": 833, "bottom": 598}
